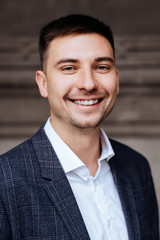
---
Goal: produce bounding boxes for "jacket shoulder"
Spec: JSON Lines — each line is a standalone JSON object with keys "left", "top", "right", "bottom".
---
{"left": 0, "top": 137, "right": 34, "bottom": 162}
{"left": 0, "top": 137, "right": 34, "bottom": 181}
{"left": 0, "top": 126, "right": 45, "bottom": 161}
{"left": 0, "top": 127, "right": 45, "bottom": 183}
{"left": 109, "top": 138, "right": 150, "bottom": 169}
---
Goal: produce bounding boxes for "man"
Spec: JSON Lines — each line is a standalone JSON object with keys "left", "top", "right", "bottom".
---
{"left": 0, "top": 15, "right": 159, "bottom": 239}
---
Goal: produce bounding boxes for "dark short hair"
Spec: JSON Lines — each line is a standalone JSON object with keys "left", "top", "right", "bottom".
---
{"left": 39, "top": 14, "right": 115, "bottom": 69}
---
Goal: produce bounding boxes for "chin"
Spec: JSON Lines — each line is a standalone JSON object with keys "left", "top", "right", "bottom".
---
{"left": 71, "top": 118, "right": 104, "bottom": 130}
{"left": 68, "top": 109, "right": 111, "bottom": 130}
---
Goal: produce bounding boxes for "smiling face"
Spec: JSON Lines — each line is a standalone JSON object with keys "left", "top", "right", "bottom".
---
{"left": 36, "top": 33, "right": 119, "bottom": 132}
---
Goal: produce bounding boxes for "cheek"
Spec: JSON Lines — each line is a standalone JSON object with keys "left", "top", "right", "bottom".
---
{"left": 46, "top": 75, "right": 74, "bottom": 99}
{"left": 101, "top": 78, "right": 118, "bottom": 94}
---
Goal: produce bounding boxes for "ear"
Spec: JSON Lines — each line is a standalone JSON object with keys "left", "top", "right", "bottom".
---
{"left": 116, "top": 68, "right": 119, "bottom": 94}
{"left": 35, "top": 70, "right": 48, "bottom": 98}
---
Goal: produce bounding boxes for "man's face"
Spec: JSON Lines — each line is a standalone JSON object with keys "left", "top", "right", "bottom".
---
{"left": 36, "top": 33, "right": 119, "bottom": 131}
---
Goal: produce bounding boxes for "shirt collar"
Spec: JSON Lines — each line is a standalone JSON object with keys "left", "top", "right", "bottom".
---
{"left": 44, "top": 118, "right": 115, "bottom": 174}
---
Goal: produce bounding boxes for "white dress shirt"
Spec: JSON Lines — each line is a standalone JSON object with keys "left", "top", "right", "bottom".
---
{"left": 44, "top": 118, "right": 129, "bottom": 240}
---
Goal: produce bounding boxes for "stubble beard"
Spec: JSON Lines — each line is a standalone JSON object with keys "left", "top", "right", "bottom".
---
{"left": 69, "top": 109, "right": 106, "bottom": 130}
{"left": 50, "top": 94, "right": 117, "bottom": 133}
{"left": 68, "top": 97, "right": 116, "bottom": 131}
{"left": 53, "top": 104, "right": 112, "bottom": 133}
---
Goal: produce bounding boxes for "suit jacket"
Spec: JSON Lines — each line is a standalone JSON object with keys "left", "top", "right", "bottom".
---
{"left": 0, "top": 127, "right": 159, "bottom": 240}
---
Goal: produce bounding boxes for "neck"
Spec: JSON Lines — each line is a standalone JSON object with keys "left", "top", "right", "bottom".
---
{"left": 50, "top": 118, "right": 101, "bottom": 176}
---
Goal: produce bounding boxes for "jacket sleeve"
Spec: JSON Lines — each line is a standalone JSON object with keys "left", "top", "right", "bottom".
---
{"left": 144, "top": 160, "right": 159, "bottom": 239}
{"left": 0, "top": 197, "right": 12, "bottom": 239}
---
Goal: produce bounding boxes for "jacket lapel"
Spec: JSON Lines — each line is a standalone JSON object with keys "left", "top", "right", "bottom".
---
{"left": 32, "top": 127, "right": 141, "bottom": 239}
{"left": 109, "top": 147, "right": 141, "bottom": 240}
{"left": 32, "top": 127, "right": 90, "bottom": 240}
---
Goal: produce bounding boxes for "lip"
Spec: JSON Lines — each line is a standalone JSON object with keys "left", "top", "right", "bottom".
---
{"left": 70, "top": 98, "right": 103, "bottom": 106}
{"left": 68, "top": 97, "right": 104, "bottom": 109}
{"left": 69, "top": 96, "right": 104, "bottom": 101}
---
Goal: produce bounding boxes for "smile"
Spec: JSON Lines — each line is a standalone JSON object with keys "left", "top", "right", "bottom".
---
{"left": 72, "top": 99, "right": 102, "bottom": 106}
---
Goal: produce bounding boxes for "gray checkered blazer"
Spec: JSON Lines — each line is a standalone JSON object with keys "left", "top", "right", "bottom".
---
{"left": 0, "top": 127, "right": 159, "bottom": 239}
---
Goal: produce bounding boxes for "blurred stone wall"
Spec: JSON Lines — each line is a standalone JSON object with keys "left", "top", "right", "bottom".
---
{"left": 0, "top": 0, "right": 160, "bottom": 219}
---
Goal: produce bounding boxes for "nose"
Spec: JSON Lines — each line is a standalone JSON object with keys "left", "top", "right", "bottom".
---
{"left": 76, "top": 67, "right": 98, "bottom": 92}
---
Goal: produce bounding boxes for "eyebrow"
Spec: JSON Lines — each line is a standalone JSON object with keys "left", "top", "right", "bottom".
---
{"left": 55, "top": 58, "right": 80, "bottom": 66}
{"left": 94, "top": 57, "right": 114, "bottom": 63}
{"left": 55, "top": 56, "right": 114, "bottom": 67}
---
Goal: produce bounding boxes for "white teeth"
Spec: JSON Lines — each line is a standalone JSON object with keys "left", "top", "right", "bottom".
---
{"left": 74, "top": 99, "right": 99, "bottom": 106}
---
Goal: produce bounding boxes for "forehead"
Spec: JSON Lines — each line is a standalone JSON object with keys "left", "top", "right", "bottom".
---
{"left": 47, "top": 33, "right": 114, "bottom": 61}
